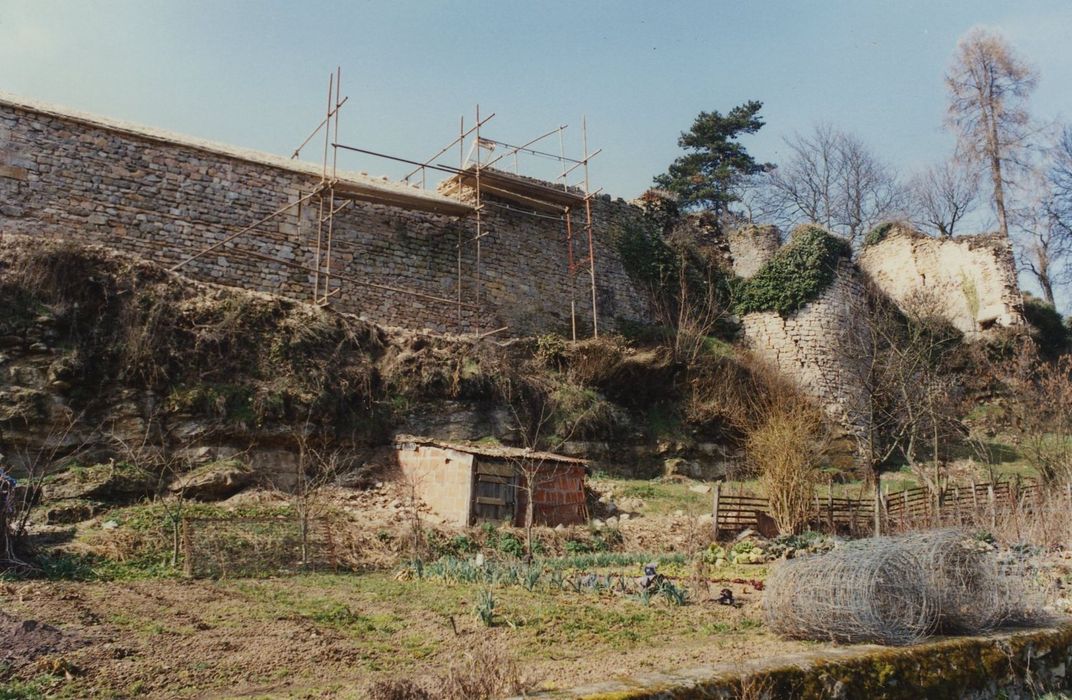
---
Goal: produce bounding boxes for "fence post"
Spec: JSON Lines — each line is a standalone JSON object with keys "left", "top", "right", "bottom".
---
{"left": 181, "top": 518, "right": 192, "bottom": 578}
{"left": 987, "top": 481, "right": 996, "bottom": 529}
{"left": 712, "top": 481, "right": 721, "bottom": 541}
{"left": 1066, "top": 482, "right": 1072, "bottom": 510}
{"left": 970, "top": 480, "right": 979, "bottom": 521}
{"left": 873, "top": 480, "right": 881, "bottom": 536}
{"left": 827, "top": 487, "right": 834, "bottom": 532}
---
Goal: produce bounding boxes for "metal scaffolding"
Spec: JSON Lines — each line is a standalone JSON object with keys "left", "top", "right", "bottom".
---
{"left": 171, "top": 68, "right": 602, "bottom": 339}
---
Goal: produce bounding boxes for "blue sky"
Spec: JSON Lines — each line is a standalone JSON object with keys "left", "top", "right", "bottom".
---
{"left": 2, "top": 1, "right": 1071, "bottom": 304}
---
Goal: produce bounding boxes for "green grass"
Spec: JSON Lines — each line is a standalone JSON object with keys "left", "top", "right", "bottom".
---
{"left": 598, "top": 477, "right": 711, "bottom": 515}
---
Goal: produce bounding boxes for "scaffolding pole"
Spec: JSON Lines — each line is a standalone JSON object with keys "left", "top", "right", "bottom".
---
{"left": 474, "top": 104, "right": 483, "bottom": 333}
{"left": 582, "top": 116, "right": 599, "bottom": 338}
{"left": 457, "top": 115, "right": 464, "bottom": 332}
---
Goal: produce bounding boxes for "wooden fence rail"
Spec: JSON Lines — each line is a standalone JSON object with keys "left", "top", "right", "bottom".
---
{"left": 712, "top": 475, "right": 1060, "bottom": 539}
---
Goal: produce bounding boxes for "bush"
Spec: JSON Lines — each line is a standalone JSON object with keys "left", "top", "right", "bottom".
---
{"left": 862, "top": 221, "right": 896, "bottom": 247}
{"left": 747, "top": 403, "right": 827, "bottom": 534}
{"left": 733, "top": 225, "right": 851, "bottom": 316}
{"left": 1022, "top": 296, "right": 1070, "bottom": 360}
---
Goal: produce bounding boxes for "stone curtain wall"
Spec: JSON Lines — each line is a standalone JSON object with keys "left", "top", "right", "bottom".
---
{"left": 741, "top": 260, "right": 868, "bottom": 438}
{"left": 0, "top": 96, "right": 651, "bottom": 335}
{"left": 858, "top": 228, "right": 1025, "bottom": 336}
{"left": 472, "top": 195, "right": 653, "bottom": 335}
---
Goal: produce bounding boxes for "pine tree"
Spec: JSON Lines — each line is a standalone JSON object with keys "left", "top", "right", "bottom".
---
{"left": 655, "top": 100, "right": 772, "bottom": 217}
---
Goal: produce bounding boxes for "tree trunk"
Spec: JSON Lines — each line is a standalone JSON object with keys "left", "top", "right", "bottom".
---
{"left": 1039, "top": 270, "right": 1056, "bottom": 306}
{"left": 524, "top": 473, "right": 535, "bottom": 563}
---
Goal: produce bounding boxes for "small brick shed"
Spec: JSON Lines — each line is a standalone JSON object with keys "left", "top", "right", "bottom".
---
{"left": 393, "top": 436, "right": 589, "bottom": 527}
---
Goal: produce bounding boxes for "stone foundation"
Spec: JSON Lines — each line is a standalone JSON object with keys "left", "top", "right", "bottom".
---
{"left": 521, "top": 625, "right": 1072, "bottom": 699}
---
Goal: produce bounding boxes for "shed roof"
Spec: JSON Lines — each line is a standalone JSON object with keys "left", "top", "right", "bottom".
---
{"left": 394, "top": 435, "right": 588, "bottom": 466}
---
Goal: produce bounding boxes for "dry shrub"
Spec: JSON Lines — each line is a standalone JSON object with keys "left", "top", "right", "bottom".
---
{"left": 1009, "top": 356, "right": 1072, "bottom": 484}
{"left": 368, "top": 639, "right": 530, "bottom": 700}
{"left": 686, "top": 351, "right": 806, "bottom": 435}
{"left": 991, "top": 490, "right": 1072, "bottom": 551}
{"left": 366, "top": 678, "right": 431, "bottom": 700}
{"left": 441, "top": 638, "right": 530, "bottom": 700}
{"left": 748, "top": 403, "right": 827, "bottom": 534}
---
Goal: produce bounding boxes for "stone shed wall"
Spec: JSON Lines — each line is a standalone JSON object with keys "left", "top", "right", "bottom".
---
{"left": 858, "top": 228, "right": 1024, "bottom": 336}
{"left": 395, "top": 443, "right": 475, "bottom": 525}
{"left": 0, "top": 95, "right": 651, "bottom": 335}
{"left": 740, "top": 259, "right": 868, "bottom": 439}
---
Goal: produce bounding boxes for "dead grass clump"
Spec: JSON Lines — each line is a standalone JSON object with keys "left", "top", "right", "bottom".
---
{"left": 441, "top": 638, "right": 531, "bottom": 700}
{"left": 366, "top": 678, "right": 431, "bottom": 700}
{"left": 367, "top": 639, "right": 530, "bottom": 700}
{"left": 562, "top": 335, "right": 627, "bottom": 386}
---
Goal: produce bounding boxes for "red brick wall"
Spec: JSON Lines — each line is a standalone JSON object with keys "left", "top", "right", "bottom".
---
{"left": 515, "top": 463, "right": 587, "bottom": 527}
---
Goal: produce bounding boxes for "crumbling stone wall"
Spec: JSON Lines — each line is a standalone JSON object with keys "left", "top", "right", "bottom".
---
{"left": 858, "top": 227, "right": 1025, "bottom": 336}
{"left": 740, "top": 259, "right": 867, "bottom": 440}
{"left": 727, "top": 223, "right": 780, "bottom": 277}
{"left": 0, "top": 94, "right": 650, "bottom": 335}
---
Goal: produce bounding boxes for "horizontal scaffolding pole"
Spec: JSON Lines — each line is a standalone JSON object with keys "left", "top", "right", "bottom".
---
{"left": 481, "top": 125, "right": 566, "bottom": 170}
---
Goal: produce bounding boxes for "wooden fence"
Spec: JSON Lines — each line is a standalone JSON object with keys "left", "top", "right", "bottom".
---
{"left": 712, "top": 476, "right": 1058, "bottom": 539}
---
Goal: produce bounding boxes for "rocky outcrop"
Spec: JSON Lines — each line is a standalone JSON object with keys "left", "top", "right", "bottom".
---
{"left": 170, "top": 459, "right": 253, "bottom": 501}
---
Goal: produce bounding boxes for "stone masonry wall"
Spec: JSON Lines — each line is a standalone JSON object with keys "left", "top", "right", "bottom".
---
{"left": 395, "top": 443, "right": 475, "bottom": 525}
{"left": 858, "top": 227, "right": 1025, "bottom": 336}
{"left": 0, "top": 95, "right": 651, "bottom": 335}
{"left": 727, "top": 224, "right": 780, "bottom": 278}
{"left": 741, "top": 259, "right": 868, "bottom": 439}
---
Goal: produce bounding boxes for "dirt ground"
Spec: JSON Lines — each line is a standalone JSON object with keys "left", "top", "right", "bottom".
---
{"left": 0, "top": 569, "right": 813, "bottom": 699}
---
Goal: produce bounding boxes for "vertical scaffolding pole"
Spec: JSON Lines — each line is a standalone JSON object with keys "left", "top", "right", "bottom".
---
{"left": 474, "top": 104, "right": 483, "bottom": 331}
{"left": 323, "top": 67, "right": 342, "bottom": 304}
{"left": 457, "top": 115, "right": 464, "bottom": 332}
{"left": 565, "top": 208, "right": 577, "bottom": 341}
{"left": 582, "top": 116, "right": 599, "bottom": 338}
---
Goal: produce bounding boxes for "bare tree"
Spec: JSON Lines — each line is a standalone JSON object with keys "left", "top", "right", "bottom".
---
{"left": 909, "top": 160, "right": 980, "bottom": 237}
{"left": 289, "top": 427, "right": 354, "bottom": 567}
{"left": 1017, "top": 194, "right": 1072, "bottom": 307}
{"left": 765, "top": 124, "right": 904, "bottom": 245}
{"left": 2, "top": 409, "right": 90, "bottom": 570}
{"left": 496, "top": 375, "right": 593, "bottom": 561}
{"left": 109, "top": 415, "right": 197, "bottom": 568}
{"left": 842, "top": 288, "right": 966, "bottom": 496}
{"left": 946, "top": 28, "right": 1038, "bottom": 240}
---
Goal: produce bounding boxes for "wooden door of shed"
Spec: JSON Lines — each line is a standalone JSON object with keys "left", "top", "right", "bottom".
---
{"left": 473, "top": 460, "right": 517, "bottom": 523}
